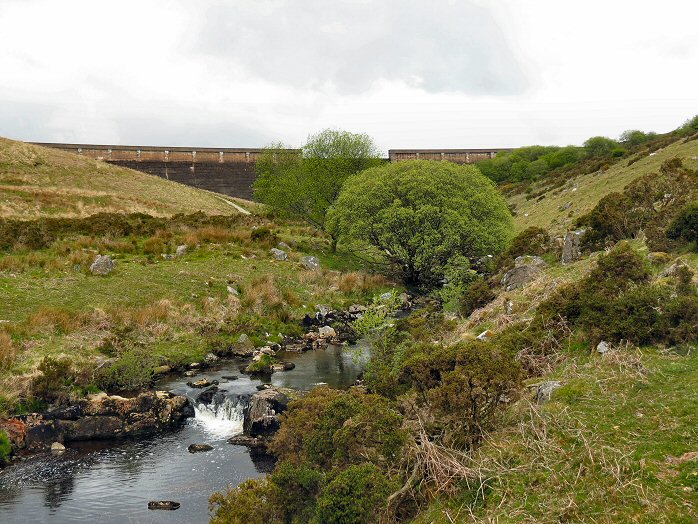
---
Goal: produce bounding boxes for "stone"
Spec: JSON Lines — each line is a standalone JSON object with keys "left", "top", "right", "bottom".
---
{"left": 476, "top": 330, "right": 494, "bottom": 341}
{"left": 184, "top": 370, "right": 197, "bottom": 377}
{"left": 175, "top": 245, "right": 187, "bottom": 257}
{"left": 161, "top": 253, "right": 175, "bottom": 260}
{"left": 647, "top": 252, "right": 671, "bottom": 265}
{"left": 13, "top": 391, "right": 192, "bottom": 450}
{"left": 300, "top": 255, "right": 320, "bottom": 271}
{"left": 204, "top": 353, "right": 219, "bottom": 364}
{"left": 244, "top": 388, "right": 290, "bottom": 437}
{"left": 398, "top": 292, "right": 411, "bottom": 308}
{"left": 197, "top": 386, "right": 219, "bottom": 405}
{"left": 348, "top": 304, "right": 367, "bottom": 315}
{"left": 187, "top": 443, "right": 213, "bottom": 453}
{"left": 226, "top": 285, "right": 239, "bottom": 296}
{"left": 596, "top": 340, "right": 610, "bottom": 354}
{"left": 514, "top": 255, "right": 547, "bottom": 268}
{"left": 379, "top": 292, "right": 393, "bottom": 302}
{"left": 536, "top": 381, "right": 562, "bottom": 404}
{"left": 277, "top": 241, "right": 292, "bottom": 251}
{"left": 89, "top": 254, "right": 114, "bottom": 276}
{"left": 187, "top": 378, "right": 212, "bottom": 388}
{"left": 232, "top": 333, "right": 255, "bottom": 357}
{"left": 228, "top": 434, "right": 266, "bottom": 449}
{"left": 661, "top": 261, "right": 689, "bottom": 278}
{"left": 221, "top": 375, "right": 238, "bottom": 381}
{"left": 501, "top": 264, "right": 542, "bottom": 291}
{"left": 561, "top": 229, "right": 585, "bottom": 265}
{"left": 148, "top": 501, "right": 180, "bottom": 511}
{"left": 318, "top": 326, "right": 336, "bottom": 338}
{"left": 270, "top": 248, "right": 288, "bottom": 261}
{"left": 50, "top": 441, "right": 66, "bottom": 453}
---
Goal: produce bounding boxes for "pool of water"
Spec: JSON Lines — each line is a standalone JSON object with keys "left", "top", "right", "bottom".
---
{"left": 0, "top": 343, "right": 368, "bottom": 523}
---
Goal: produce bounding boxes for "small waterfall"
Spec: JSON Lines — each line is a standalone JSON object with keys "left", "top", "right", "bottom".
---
{"left": 191, "top": 392, "right": 250, "bottom": 439}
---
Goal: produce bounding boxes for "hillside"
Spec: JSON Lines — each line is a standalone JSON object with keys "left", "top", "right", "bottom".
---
{"left": 0, "top": 138, "right": 239, "bottom": 218}
{"left": 509, "top": 135, "right": 698, "bottom": 235}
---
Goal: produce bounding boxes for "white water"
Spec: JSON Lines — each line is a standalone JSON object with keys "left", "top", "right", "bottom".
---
{"left": 191, "top": 394, "right": 248, "bottom": 439}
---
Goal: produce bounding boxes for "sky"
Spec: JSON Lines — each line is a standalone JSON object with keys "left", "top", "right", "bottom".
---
{"left": 1, "top": 0, "right": 697, "bottom": 153}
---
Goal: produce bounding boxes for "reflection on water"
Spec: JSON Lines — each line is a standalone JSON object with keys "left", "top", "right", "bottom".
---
{"left": 0, "top": 343, "right": 367, "bottom": 523}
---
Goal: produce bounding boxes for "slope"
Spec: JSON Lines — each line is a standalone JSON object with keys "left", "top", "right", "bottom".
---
{"left": 0, "top": 138, "right": 239, "bottom": 218}
{"left": 509, "top": 136, "right": 698, "bottom": 234}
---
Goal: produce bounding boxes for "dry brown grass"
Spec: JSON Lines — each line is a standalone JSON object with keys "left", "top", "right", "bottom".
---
{"left": 0, "top": 331, "right": 16, "bottom": 370}
{"left": 242, "top": 275, "right": 288, "bottom": 319}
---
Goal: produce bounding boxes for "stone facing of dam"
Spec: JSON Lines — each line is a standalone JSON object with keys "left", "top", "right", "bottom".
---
{"left": 31, "top": 142, "right": 511, "bottom": 200}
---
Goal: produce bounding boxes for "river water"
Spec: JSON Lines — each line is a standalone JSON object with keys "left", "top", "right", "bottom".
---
{"left": 0, "top": 344, "right": 368, "bottom": 523}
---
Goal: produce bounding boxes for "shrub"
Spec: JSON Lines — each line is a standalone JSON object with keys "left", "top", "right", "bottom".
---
{"left": 95, "top": 347, "right": 156, "bottom": 391}
{"left": 269, "top": 387, "right": 406, "bottom": 470}
{"left": 327, "top": 160, "right": 514, "bottom": 286}
{"left": 32, "top": 356, "right": 75, "bottom": 404}
{"left": 667, "top": 203, "right": 698, "bottom": 250}
{"left": 507, "top": 226, "right": 550, "bottom": 258}
{"left": 315, "top": 463, "right": 393, "bottom": 524}
{"left": 0, "top": 430, "right": 11, "bottom": 466}
{"left": 458, "top": 279, "right": 495, "bottom": 317}
{"left": 269, "top": 462, "right": 323, "bottom": 523}
{"left": 250, "top": 226, "right": 278, "bottom": 245}
{"left": 210, "top": 478, "right": 279, "bottom": 524}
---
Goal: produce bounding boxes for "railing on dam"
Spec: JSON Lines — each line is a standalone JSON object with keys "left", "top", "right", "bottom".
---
{"left": 30, "top": 143, "right": 513, "bottom": 200}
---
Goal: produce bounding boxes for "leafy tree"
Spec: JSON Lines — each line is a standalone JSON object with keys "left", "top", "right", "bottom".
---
{"left": 619, "top": 129, "right": 656, "bottom": 147}
{"left": 326, "top": 160, "right": 514, "bottom": 285}
{"left": 682, "top": 114, "right": 698, "bottom": 132}
{"left": 253, "top": 130, "right": 383, "bottom": 248}
{"left": 583, "top": 136, "right": 619, "bottom": 157}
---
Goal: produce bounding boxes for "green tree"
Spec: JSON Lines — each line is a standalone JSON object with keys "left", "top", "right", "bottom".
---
{"left": 619, "top": 129, "right": 655, "bottom": 147}
{"left": 583, "top": 136, "right": 619, "bottom": 157}
{"left": 253, "top": 130, "right": 383, "bottom": 249}
{"left": 326, "top": 160, "right": 513, "bottom": 286}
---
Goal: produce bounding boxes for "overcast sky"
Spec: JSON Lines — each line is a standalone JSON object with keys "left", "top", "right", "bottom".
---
{"left": 1, "top": 0, "right": 697, "bottom": 152}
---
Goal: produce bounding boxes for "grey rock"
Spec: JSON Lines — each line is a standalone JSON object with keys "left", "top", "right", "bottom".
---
{"left": 232, "top": 334, "right": 255, "bottom": 357}
{"left": 204, "top": 353, "right": 219, "bottom": 364}
{"left": 50, "top": 441, "right": 66, "bottom": 453}
{"left": 244, "top": 388, "right": 290, "bottom": 437}
{"left": 561, "top": 229, "right": 586, "bottom": 265}
{"left": 161, "top": 253, "right": 175, "bottom": 260}
{"left": 661, "top": 261, "right": 689, "bottom": 278}
{"left": 300, "top": 255, "right": 320, "bottom": 271}
{"left": 277, "top": 242, "right": 292, "bottom": 251}
{"left": 348, "top": 304, "right": 367, "bottom": 314}
{"left": 318, "top": 326, "right": 336, "bottom": 338}
{"left": 89, "top": 255, "right": 114, "bottom": 275}
{"left": 226, "top": 285, "right": 239, "bottom": 296}
{"left": 187, "top": 443, "right": 213, "bottom": 453}
{"left": 596, "top": 341, "right": 610, "bottom": 354}
{"left": 514, "top": 255, "right": 547, "bottom": 268}
{"left": 501, "top": 264, "right": 542, "bottom": 291}
{"left": 379, "top": 292, "right": 393, "bottom": 302}
{"left": 175, "top": 245, "right": 187, "bottom": 257}
{"left": 148, "top": 501, "right": 180, "bottom": 511}
{"left": 536, "top": 381, "right": 562, "bottom": 404}
{"left": 476, "top": 330, "right": 494, "bottom": 341}
{"left": 270, "top": 248, "right": 288, "bottom": 261}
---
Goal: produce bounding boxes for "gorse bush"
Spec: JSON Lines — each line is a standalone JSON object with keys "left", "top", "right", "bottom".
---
{"left": 667, "top": 202, "right": 698, "bottom": 250}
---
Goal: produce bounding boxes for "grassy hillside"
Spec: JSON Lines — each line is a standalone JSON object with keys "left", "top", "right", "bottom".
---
{"left": 0, "top": 138, "right": 239, "bottom": 218}
{"left": 509, "top": 136, "right": 698, "bottom": 235}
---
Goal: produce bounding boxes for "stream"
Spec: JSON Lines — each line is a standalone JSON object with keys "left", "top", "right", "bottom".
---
{"left": 0, "top": 343, "right": 369, "bottom": 523}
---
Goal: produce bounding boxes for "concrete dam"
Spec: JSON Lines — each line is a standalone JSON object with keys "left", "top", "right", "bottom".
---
{"left": 31, "top": 142, "right": 511, "bottom": 200}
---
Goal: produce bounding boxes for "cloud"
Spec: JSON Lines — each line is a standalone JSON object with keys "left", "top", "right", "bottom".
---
{"left": 196, "top": 0, "right": 528, "bottom": 95}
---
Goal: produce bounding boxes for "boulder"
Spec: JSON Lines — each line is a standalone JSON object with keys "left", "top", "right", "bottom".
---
{"left": 89, "top": 254, "right": 114, "bottom": 275}
{"left": 11, "top": 391, "right": 191, "bottom": 450}
{"left": 300, "top": 255, "right": 320, "bottom": 271}
{"left": 661, "top": 261, "right": 690, "bottom": 278}
{"left": 196, "top": 386, "right": 219, "bottom": 405}
{"left": 561, "top": 229, "right": 585, "bottom": 264}
{"left": 243, "top": 388, "right": 290, "bottom": 437}
{"left": 187, "top": 378, "right": 213, "bottom": 389}
{"left": 50, "top": 441, "right": 66, "bottom": 453}
{"left": 596, "top": 340, "right": 610, "bottom": 354}
{"left": 187, "top": 443, "right": 213, "bottom": 453}
{"left": 536, "top": 381, "right": 562, "bottom": 404}
{"left": 270, "top": 248, "right": 288, "bottom": 261}
{"left": 514, "top": 255, "right": 547, "bottom": 268}
{"left": 501, "top": 264, "right": 542, "bottom": 291}
{"left": 232, "top": 333, "right": 255, "bottom": 357}
{"left": 228, "top": 434, "right": 266, "bottom": 449}
{"left": 204, "top": 352, "right": 219, "bottom": 364}
{"left": 175, "top": 245, "right": 187, "bottom": 257}
{"left": 148, "top": 501, "right": 180, "bottom": 511}
{"left": 318, "top": 326, "right": 336, "bottom": 338}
